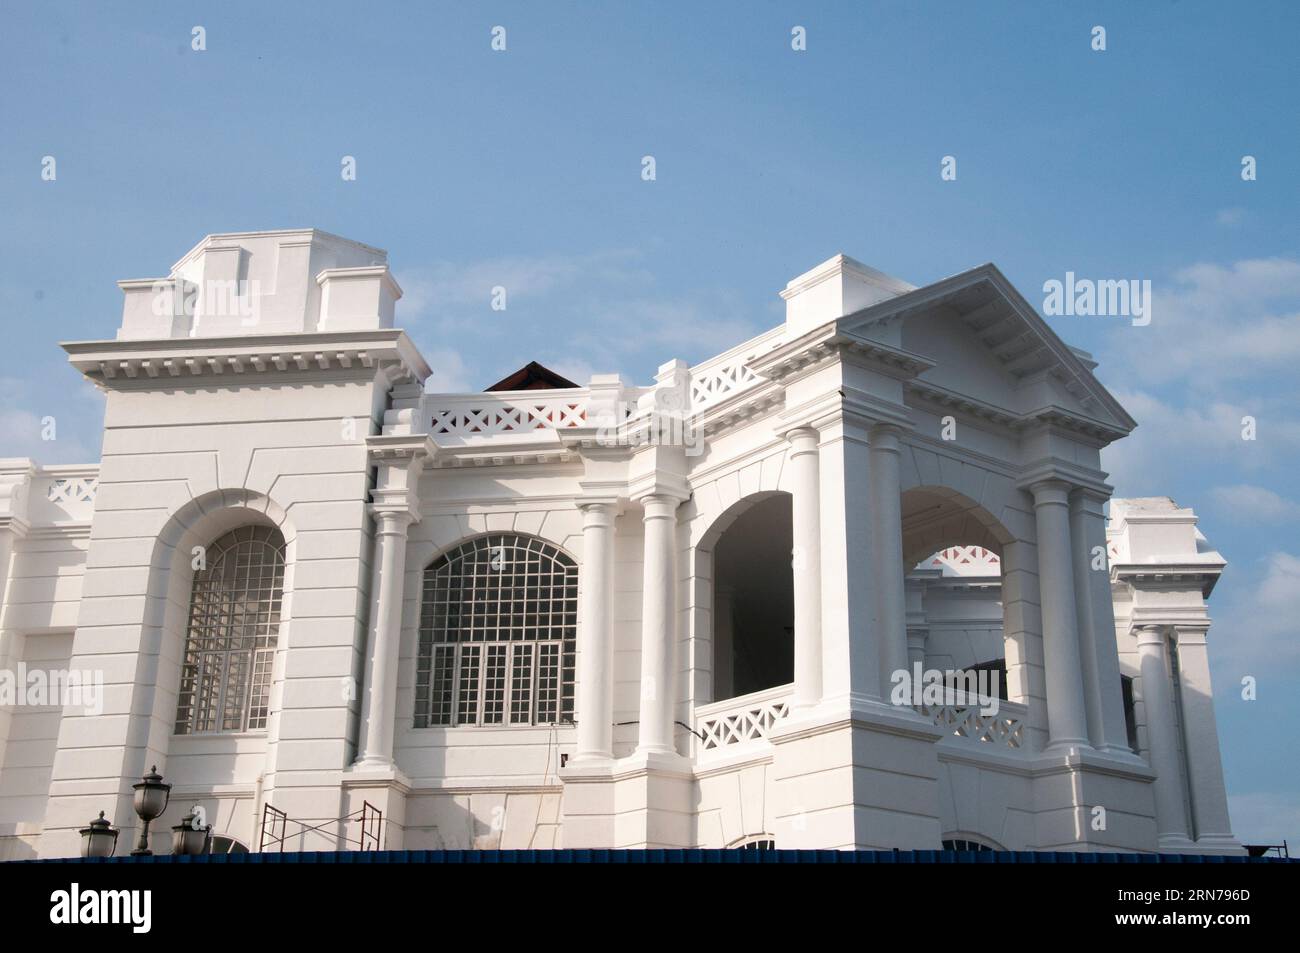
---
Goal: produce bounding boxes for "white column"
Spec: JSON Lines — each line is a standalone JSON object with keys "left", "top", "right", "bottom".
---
{"left": 1069, "top": 489, "right": 1131, "bottom": 752}
{"left": 574, "top": 500, "right": 617, "bottom": 762}
{"left": 1136, "top": 624, "right": 1190, "bottom": 843}
{"left": 356, "top": 507, "right": 415, "bottom": 769}
{"left": 1173, "top": 627, "right": 1235, "bottom": 845}
{"left": 637, "top": 493, "right": 680, "bottom": 754}
{"left": 817, "top": 416, "right": 879, "bottom": 705}
{"left": 786, "top": 426, "right": 822, "bottom": 710}
{"left": 870, "top": 424, "right": 909, "bottom": 692}
{"left": 1030, "top": 480, "right": 1090, "bottom": 749}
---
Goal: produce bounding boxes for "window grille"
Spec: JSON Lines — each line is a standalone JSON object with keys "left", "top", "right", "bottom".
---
{"left": 943, "top": 838, "right": 995, "bottom": 852}
{"left": 175, "top": 525, "right": 286, "bottom": 734}
{"left": 415, "top": 534, "right": 577, "bottom": 727}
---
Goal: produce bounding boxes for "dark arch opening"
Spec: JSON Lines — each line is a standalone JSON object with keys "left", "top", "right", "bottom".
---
{"left": 711, "top": 494, "right": 794, "bottom": 700}
{"left": 901, "top": 486, "right": 1013, "bottom": 702}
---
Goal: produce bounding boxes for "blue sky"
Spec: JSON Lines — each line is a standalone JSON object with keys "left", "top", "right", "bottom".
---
{"left": 2, "top": 2, "right": 1298, "bottom": 846}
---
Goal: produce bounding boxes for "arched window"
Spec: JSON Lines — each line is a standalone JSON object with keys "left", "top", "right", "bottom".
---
{"left": 174, "top": 525, "right": 286, "bottom": 735}
{"left": 942, "top": 835, "right": 1002, "bottom": 852}
{"left": 415, "top": 534, "right": 577, "bottom": 727}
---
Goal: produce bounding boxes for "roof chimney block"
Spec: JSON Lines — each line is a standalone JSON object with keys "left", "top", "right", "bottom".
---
{"left": 115, "top": 228, "right": 400, "bottom": 340}
{"left": 780, "top": 254, "right": 915, "bottom": 338}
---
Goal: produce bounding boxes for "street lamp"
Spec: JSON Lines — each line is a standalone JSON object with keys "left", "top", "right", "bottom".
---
{"left": 171, "top": 807, "right": 212, "bottom": 856}
{"left": 79, "top": 811, "right": 119, "bottom": 858}
{"left": 130, "top": 765, "right": 172, "bottom": 856}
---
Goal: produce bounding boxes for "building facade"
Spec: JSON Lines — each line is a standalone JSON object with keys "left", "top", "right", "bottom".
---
{"left": 0, "top": 229, "right": 1241, "bottom": 858}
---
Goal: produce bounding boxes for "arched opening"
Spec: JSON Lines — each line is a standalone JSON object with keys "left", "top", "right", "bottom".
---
{"left": 942, "top": 832, "right": 1005, "bottom": 852}
{"left": 174, "top": 524, "right": 287, "bottom": 735}
{"left": 900, "top": 487, "right": 1019, "bottom": 708}
{"left": 709, "top": 493, "right": 794, "bottom": 701}
{"left": 414, "top": 533, "right": 578, "bottom": 728}
{"left": 209, "top": 834, "right": 250, "bottom": 855}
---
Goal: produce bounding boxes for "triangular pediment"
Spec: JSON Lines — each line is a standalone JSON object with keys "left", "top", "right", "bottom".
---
{"left": 836, "top": 263, "right": 1136, "bottom": 437}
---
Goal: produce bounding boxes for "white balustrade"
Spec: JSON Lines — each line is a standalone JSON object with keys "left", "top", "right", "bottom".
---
{"left": 685, "top": 327, "right": 784, "bottom": 416}
{"left": 694, "top": 683, "right": 793, "bottom": 757}
{"left": 917, "top": 697, "right": 1027, "bottom": 749}
{"left": 46, "top": 476, "right": 98, "bottom": 504}
{"left": 428, "top": 391, "right": 589, "bottom": 439}
{"left": 31, "top": 468, "right": 100, "bottom": 523}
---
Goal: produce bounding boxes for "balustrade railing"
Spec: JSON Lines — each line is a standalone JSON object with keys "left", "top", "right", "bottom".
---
{"left": 693, "top": 683, "right": 793, "bottom": 758}
{"left": 427, "top": 390, "right": 590, "bottom": 440}
{"left": 917, "top": 697, "right": 1027, "bottom": 750}
{"left": 685, "top": 326, "right": 784, "bottom": 416}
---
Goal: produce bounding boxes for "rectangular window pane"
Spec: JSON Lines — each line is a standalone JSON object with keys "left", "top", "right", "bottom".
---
{"left": 247, "top": 648, "right": 274, "bottom": 730}
{"left": 455, "top": 644, "right": 482, "bottom": 726}
{"left": 482, "top": 644, "right": 508, "bottom": 724}
{"left": 536, "top": 642, "right": 560, "bottom": 724}
{"left": 510, "top": 643, "right": 535, "bottom": 724}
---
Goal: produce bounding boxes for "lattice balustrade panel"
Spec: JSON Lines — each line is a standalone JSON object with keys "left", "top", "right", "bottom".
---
{"left": 698, "top": 697, "right": 791, "bottom": 751}
{"left": 46, "top": 477, "right": 98, "bottom": 504}
{"left": 430, "top": 399, "right": 587, "bottom": 437}
{"left": 688, "top": 357, "right": 761, "bottom": 415}
{"left": 924, "top": 545, "right": 1001, "bottom": 575}
{"left": 918, "top": 703, "right": 1024, "bottom": 749}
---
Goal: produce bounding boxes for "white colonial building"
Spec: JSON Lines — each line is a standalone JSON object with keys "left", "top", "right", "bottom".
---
{"left": 0, "top": 229, "right": 1241, "bottom": 858}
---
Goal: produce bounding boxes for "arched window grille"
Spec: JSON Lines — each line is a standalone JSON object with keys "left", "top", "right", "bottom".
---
{"left": 415, "top": 534, "right": 578, "bottom": 728}
{"left": 942, "top": 837, "right": 999, "bottom": 853}
{"left": 174, "top": 525, "right": 286, "bottom": 735}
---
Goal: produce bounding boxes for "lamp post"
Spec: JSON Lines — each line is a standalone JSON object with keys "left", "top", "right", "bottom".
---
{"left": 171, "top": 807, "right": 212, "bottom": 856}
{"left": 79, "top": 811, "right": 119, "bottom": 858}
{"left": 130, "top": 765, "right": 172, "bottom": 856}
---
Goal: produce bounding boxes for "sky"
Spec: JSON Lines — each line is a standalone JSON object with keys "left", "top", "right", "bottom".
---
{"left": 1, "top": 2, "right": 1298, "bottom": 848}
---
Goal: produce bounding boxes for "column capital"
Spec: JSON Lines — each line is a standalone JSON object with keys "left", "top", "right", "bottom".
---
{"left": 782, "top": 424, "right": 821, "bottom": 452}
{"left": 632, "top": 487, "right": 688, "bottom": 508}
{"left": 636, "top": 492, "right": 683, "bottom": 521}
{"left": 1071, "top": 484, "right": 1113, "bottom": 507}
{"left": 868, "top": 422, "right": 906, "bottom": 452}
{"left": 577, "top": 497, "right": 620, "bottom": 519}
{"left": 368, "top": 504, "right": 417, "bottom": 532}
{"left": 1134, "top": 623, "right": 1169, "bottom": 645}
{"left": 1018, "top": 460, "right": 1111, "bottom": 500}
{"left": 1028, "top": 479, "right": 1073, "bottom": 507}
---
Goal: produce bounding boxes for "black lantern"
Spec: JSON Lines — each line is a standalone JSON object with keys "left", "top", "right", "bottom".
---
{"left": 171, "top": 807, "right": 212, "bottom": 856}
{"left": 130, "top": 765, "right": 172, "bottom": 856}
{"left": 79, "top": 811, "right": 119, "bottom": 858}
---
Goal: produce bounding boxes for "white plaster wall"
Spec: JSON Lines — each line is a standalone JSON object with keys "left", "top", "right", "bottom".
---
{"left": 392, "top": 474, "right": 613, "bottom": 849}
{"left": 0, "top": 630, "right": 74, "bottom": 859}
{"left": 34, "top": 368, "right": 386, "bottom": 857}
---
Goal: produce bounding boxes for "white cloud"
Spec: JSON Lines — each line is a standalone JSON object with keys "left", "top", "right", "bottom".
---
{"left": 396, "top": 248, "right": 765, "bottom": 387}
{"left": 0, "top": 377, "right": 99, "bottom": 464}
{"left": 1103, "top": 256, "right": 1300, "bottom": 386}
{"left": 421, "top": 348, "right": 475, "bottom": 394}
{"left": 396, "top": 250, "right": 649, "bottom": 321}
{"left": 1215, "top": 207, "right": 1246, "bottom": 227}
{"left": 1211, "top": 551, "right": 1300, "bottom": 672}
{"left": 1209, "top": 484, "right": 1300, "bottom": 522}
{"left": 1101, "top": 389, "right": 1300, "bottom": 495}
